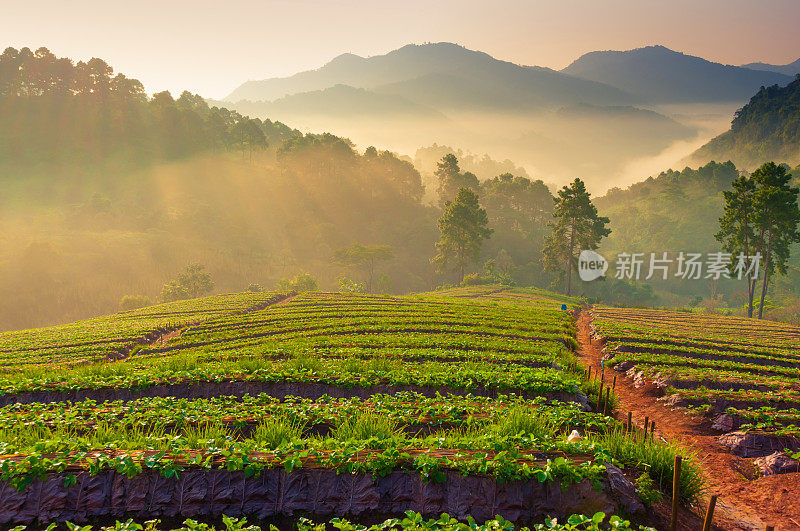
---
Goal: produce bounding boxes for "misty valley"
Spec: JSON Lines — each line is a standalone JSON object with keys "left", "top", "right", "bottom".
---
{"left": 1, "top": 16, "right": 800, "bottom": 530}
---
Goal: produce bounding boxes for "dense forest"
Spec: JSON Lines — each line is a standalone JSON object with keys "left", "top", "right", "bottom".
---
{"left": 595, "top": 161, "right": 800, "bottom": 309}
{"left": 1, "top": 47, "right": 798, "bottom": 330}
{"left": 692, "top": 75, "right": 800, "bottom": 169}
{"left": 0, "top": 47, "right": 297, "bottom": 166}
{"left": 0, "top": 47, "right": 567, "bottom": 331}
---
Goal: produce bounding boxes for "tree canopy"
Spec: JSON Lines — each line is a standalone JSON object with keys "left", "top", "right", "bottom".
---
{"left": 543, "top": 178, "right": 611, "bottom": 295}
{"left": 332, "top": 243, "right": 395, "bottom": 293}
{"left": 0, "top": 46, "right": 297, "bottom": 165}
{"left": 433, "top": 188, "right": 493, "bottom": 282}
{"left": 435, "top": 154, "right": 480, "bottom": 207}
{"left": 717, "top": 162, "right": 800, "bottom": 317}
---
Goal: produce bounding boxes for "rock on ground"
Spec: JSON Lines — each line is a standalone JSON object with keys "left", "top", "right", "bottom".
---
{"left": 604, "top": 464, "right": 645, "bottom": 515}
{"left": 718, "top": 431, "right": 800, "bottom": 458}
{"left": 754, "top": 451, "right": 800, "bottom": 476}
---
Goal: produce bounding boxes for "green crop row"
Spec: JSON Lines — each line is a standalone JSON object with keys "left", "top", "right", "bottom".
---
{"left": 0, "top": 418, "right": 609, "bottom": 489}
{"left": 610, "top": 350, "right": 800, "bottom": 381}
{"left": 604, "top": 338, "right": 798, "bottom": 364}
{"left": 0, "top": 394, "right": 611, "bottom": 435}
{"left": 134, "top": 339, "right": 568, "bottom": 368}
{"left": 595, "top": 310, "right": 797, "bottom": 350}
{"left": 0, "top": 410, "right": 702, "bottom": 501}
{"left": 0, "top": 353, "right": 583, "bottom": 398}
{"left": 594, "top": 306, "right": 800, "bottom": 431}
{"left": 4, "top": 511, "right": 656, "bottom": 531}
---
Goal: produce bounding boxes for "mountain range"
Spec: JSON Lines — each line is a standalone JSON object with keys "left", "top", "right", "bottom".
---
{"left": 226, "top": 43, "right": 793, "bottom": 107}
{"left": 226, "top": 42, "right": 636, "bottom": 111}
{"left": 220, "top": 42, "right": 795, "bottom": 188}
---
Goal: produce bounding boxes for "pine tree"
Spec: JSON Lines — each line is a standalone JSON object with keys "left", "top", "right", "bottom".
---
{"left": 432, "top": 188, "right": 493, "bottom": 283}
{"left": 718, "top": 162, "right": 800, "bottom": 318}
{"left": 542, "top": 178, "right": 610, "bottom": 296}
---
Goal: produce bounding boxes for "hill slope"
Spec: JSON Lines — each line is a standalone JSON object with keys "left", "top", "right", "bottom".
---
{"left": 562, "top": 45, "right": 793, "bottom": 103}
{"left": 225, "top": 42, "right": 638, "bottom": 110}
{"left": 690, "top": 77, "right": 800, "bottom": 168}
{"left": 214, "top": 84, "right": 446, "bottom": 119}
{"left": 741, "top": 58, "right": 800, "bottom": 77}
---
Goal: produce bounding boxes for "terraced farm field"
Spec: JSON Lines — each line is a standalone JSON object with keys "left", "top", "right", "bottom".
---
{"left": 0, "top": 291, "right": 289, "bottom": 371}
{"left": 0, "top": 289, "right": 694, "bottom": 529}
{"left": 593, "top": 307, "right": 800, "bottom": 434}
{"left": 591, "top": 304, "right": 800, "bottom": 488}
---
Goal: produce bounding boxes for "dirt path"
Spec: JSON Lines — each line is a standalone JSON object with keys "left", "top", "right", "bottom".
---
{"left": 576, "top": 306, "right": 800, "bottom": 531}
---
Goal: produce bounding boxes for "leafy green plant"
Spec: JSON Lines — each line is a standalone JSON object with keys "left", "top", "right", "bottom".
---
{"left": 634, "top": 472, "right": 663, "bottom": 507}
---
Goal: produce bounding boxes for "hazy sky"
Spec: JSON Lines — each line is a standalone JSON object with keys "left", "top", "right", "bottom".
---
{"left": 4, "top": 0, "right": 800, "bottom": 99}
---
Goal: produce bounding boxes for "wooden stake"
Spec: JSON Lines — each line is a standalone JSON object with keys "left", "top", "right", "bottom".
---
{"left": 597, "top": 383, "right": 603, "bottom": 411}
{"left": 702, "top": 494, "right": 717, "bottom": 531}
{"left": 612, "top": 375, "right": 617, "bottom": 391}
{"left": 603, "top": 387, "right": 610, "bottom": 415}
{"left": 670, "top": 455, "right": 682, "bottom": 531}
{"left": 627, "top": 411, "right": 632, "bottom": 433}
{"left": 588, "top": 366, "right": 591, "bottom": 380}
{"left": 598, "top": 372, "right": 605, "bottom": 410}
{"left": 644, "top": 416, "right": 649, "bottom": 441}
{"left": 650, "top": 421, "right": 656, "bottom": 440}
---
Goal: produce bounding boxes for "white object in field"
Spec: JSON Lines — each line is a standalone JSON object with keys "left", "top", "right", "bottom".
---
{"left": 567, "top": 430, "right": 582, "bottom": 443}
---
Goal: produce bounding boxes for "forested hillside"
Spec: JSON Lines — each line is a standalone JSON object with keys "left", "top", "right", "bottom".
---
{"left": 2, "top": 46, "right": 798, "bottom": 331}
{"left": 0, "top": 47, "right": 297, "bottom": 167}
{"left": 691, "top": 76, "right": 800, "bottom": 168}
{"left": 0, "top": 47, "right": 563, "bottom": 331}
{"left": 594, "top": 161, "right": 800, "bottom": 308}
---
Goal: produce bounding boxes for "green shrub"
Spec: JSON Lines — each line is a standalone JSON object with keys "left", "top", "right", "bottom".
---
{"left": 277, "top": 272, "right": 318, "bottom": 292}
{"left": 252, "top": 417, "right": 303, "bottom": 449}
{"left": 338, "top": 277, "right": 366, "bottom": 293}
{"left": 590, "top": 427, "right": 705, "bottom": 502}
{"left": 119, "top": 295, "right": 152, "bottom": 312}
{"left": 161, "top": 264, "right": 214, "bottom": 302}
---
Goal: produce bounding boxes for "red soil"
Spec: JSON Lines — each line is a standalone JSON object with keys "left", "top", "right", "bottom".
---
{"left": 577, "top": 307, "right": 800, "bottom": 531}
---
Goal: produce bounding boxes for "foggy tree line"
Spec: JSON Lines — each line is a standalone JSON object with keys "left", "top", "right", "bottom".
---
{"left": 2, "top": 47, "right": 798, "bottom": 330}
{"left": 0, "top": 47, "right": 297, "bottom": 164}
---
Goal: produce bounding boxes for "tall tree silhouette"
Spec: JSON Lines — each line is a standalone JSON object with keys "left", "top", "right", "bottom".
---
{"left": 433, "top": 188, "right": 492, "bottom": 282}
{"left": 542, "top": 178, "right": 610, "bottom": 296}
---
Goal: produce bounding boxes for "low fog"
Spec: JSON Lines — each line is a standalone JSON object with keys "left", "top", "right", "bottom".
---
{"left": 222, "top": 101, "right": 738, "bottom": 193}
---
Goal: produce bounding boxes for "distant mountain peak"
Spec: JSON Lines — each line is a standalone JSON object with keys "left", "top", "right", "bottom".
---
{"left": 741, "top": 57, "right": 800, "bottom": 77}
{"left": 562, "top": 45, "right": 792, "bottom": 103}
{"left": 224, "top": 42, "right": 634, "bottom": 107}
{"left": 327, "top": 52, "right": 364, "bottom": 65}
